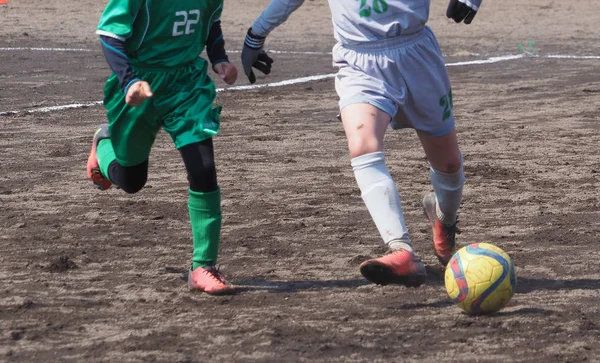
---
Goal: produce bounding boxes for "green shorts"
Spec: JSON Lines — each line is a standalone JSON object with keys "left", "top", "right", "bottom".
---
{"left": 103, "top": 57, "right": 221, "bottom": 167}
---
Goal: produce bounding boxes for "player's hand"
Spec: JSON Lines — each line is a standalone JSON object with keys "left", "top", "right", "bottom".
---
{"left": 447, "top": 0, "right": 481, "bottom": 24}
{"left": 125, "top": 81, "right": 153, "bottom": 106}
{"left": 214, "top": 62, "right": 238, "bottom": 85}
{"left": 241, "top": 27, "right": 274, "bottom": 84}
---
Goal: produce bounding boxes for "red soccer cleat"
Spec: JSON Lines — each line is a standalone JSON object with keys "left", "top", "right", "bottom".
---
{"left": 422, "top": 192, "right": 459, "bottom": 266}
{"left": 188, "top": 266, "right": 234, "bottom": 295}
{"left": 359, "top": 249, "right": 427, "bottom": 287}
{"left": 86, "top": 124, "right": 112, "bottom": 191}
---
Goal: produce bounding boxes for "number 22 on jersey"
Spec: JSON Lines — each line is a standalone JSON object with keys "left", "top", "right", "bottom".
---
{"left": 172, "top": 10, "right": 200, "bottom": 36}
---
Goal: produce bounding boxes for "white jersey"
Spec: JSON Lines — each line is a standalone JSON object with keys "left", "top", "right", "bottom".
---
{"left": 252, "top": 0, "right": 436, "bottom": 44}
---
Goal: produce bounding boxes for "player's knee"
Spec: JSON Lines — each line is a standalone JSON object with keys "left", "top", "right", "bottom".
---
{"left": 108, "top": 160, "right": 148, "bottom": 194}
{"left": 347, "top": 136, "right": 380, "bottom": 158}
{"left": 120, "top": 174, "right": 147, "bottom": 194}
{"left": 187, "top": 160, "right": 218, "bottom": 193}
{"left": 180, "top": 140, "right": 219, "bottom": 193}
{"left": 435, "top": 156, "right": 463, "bottom": 174}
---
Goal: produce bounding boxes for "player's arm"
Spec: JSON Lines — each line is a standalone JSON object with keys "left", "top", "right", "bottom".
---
{"left": 206, "top": 20, "right": 229, "bottom": 69}
{"left": 99, "top": 36, "right": 140, "bottom": 93}
{"left": 99, "top": 36, "right": 152, "bottom": 106}
{"left": 242, "top": 0, "right": 306, "bottom": 83}
{"left": 447, "top": 0, "right": 482, "bottom": 24}
{"left": 97, "top": 0, "right": 151, "bottom": 105}
{"left": 206, "top": 20, "right": 237, "bottom": 85}
{"left": 251, "top": 0, "right": 306, "bottom": 37}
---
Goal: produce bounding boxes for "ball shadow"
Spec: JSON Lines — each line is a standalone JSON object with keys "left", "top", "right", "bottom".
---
{"left": 516, "top": 277, "right": 600, "bottom": 294}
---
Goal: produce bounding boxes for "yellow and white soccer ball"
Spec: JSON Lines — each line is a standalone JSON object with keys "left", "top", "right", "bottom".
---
{"left": 445, "top": 242, "right": 516, "bottom": 314}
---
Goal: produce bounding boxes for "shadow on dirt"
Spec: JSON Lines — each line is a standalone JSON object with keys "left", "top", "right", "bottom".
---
{"left": 229, "top": 278, "right": 371, "bottom": 293}
{"left": 424, "top": 265, "right": 446, "bottom": 286}
{"left": 232, "top": 275, "right": 447, "bottom": 294}
{"left": 516, "top": 277, "right": 600, "bottom": 294}
{"left": 395, "top": 300, "right": 455, "bottom": 310}
{"left": 175, "top": 265, "right": 446, "bottom": 292}
{"left": 450, "top": 307, "right": 557, "bottom": 319}
{"left": 493, "top": 307, "right": 556, "bottom": 316}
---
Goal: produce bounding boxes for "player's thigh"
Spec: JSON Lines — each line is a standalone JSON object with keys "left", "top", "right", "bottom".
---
{"left": 340, "top": 103, "right": 391, "bottom": 158}
{"left": 334, "top": 52, "right": 397, "bottom": 157}
{"left": 104, "top": 75, "right": 161, "bottom": 166}
{"left": 162, "top": 62, "right": 220, "bottom": 149}
{"left": 394, "top": 27, "right": 455, "bottom": 137}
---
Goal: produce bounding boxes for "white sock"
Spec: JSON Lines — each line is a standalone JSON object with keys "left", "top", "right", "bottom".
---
{"left": 430, "top": 158, "right": 465, "bottom": 226}
{"left": 351, "top": 152, "right": 412, "bottom": 253}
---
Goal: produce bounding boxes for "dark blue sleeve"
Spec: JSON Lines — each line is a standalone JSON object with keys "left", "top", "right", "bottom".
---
{"left": 99, "top": 35, "right": 141, "bottom": 93}
{"left": 206, "top": 20, "right": 229, "bottom": 70}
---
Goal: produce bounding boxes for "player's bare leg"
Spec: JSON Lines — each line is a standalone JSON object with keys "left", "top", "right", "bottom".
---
{"left": 341, "top": 103, "right": 426, "bottom": 287}
{"left": 418, "top": 128, "right": 465, "bottom": 265}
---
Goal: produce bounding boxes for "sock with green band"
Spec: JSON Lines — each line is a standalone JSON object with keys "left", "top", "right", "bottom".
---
{"left": 96, "top": 138, "right": 116, "bottom": 182}
{"left": 189, "top": 188, "right": 222, "bottom": 270}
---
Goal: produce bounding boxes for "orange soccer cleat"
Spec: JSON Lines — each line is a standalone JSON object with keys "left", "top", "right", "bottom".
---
{"left": 359, "top": 249, "right": 427, "bottom": 287}
{"left": 188, "top": 266, "right": 234, "bottom": 295}
{"left": 86, "top": 124, "right": 112, "bottom": 191}
{"left": 422, "top": 192, "right": 459, "bottom": 266}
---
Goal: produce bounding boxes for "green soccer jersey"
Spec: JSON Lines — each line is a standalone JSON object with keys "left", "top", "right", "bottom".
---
{"left": 97, "top": 0, "right": 223, "bottom": 68}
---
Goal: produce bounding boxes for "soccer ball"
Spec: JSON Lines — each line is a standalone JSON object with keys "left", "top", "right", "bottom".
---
{"left": 445, "top": 242, "right": 516, "bottom": 314}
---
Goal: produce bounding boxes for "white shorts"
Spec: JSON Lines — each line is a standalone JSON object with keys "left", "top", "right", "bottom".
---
{"left": 333, "top": 26, "right": 455, "bottom": 137}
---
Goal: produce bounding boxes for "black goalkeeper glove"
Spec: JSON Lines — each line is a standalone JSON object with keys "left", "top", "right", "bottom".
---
{"left": 447, "top": 0, "right": 482, "bottom": 24}
{"left": 241, "top": 27, "right": 274, "bottom": 84}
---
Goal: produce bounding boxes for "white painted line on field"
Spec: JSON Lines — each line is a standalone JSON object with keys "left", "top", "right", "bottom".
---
{"left": 3, "top": 47, "right": 600, "bottom": 61}
{"left": 446, "top": 54, "right": 525, "bottom": 66}
{"left": 228, "top": 49, "right": 332, "bottom": 55}
{"left": 0, "top": 47, "right": 328, "bottom": 55}
{"left": 1, "top": 53, "right": 598, "bottom": 117}
{"left": 0, "top": 47, "right": 92, "bottom": 52}
{"left": 0, "top": 101, "right": 103, "bottom": 116}
{"left": 0, "top": 75, "right": 336, "bottom": 116}
{"left": 216, "top": 73, "right": 335, "bottom": 92}
{"left": 31, "top": 101, "right": 103, "bottom": 113}
{"left": 546, "top": 54, "right": 600, "bottom": 60}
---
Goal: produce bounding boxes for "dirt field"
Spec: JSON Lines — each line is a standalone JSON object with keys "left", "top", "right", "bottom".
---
{"left": 1, "top": 0, "right": 600, "bottom": 362}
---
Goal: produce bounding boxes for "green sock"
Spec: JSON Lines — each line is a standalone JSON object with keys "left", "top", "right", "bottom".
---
{"left": 96, "top": 139, "right": 116, "bottom": 182}
{"left": 189, "top": 188, "right": 222, "bottom": 270}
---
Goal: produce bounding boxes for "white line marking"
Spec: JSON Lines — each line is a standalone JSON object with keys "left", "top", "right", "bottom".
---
{"left": 546, "top": 54, "right": 600, "bottom": 60}
{"left": 0, "top": 47, "right": 328, "bottom": 55}
{"left": 0, "top": 47, "right": 92, "bottom": 52}
{"left": 216, "top": 73, "right": 335, "bottom": 92}
{"left": 228, "top": 49, "right": 332, "bottom": 55}
{"left": 1, "top": 54, "right": 598, "bottom": 116}
{"left": 30, "top": 101, "right": 104, "bottom": 113}
{"left": 446, "top": 54, "right": 525, "bottom": 66}
{"left": 3, "top": 47, "right": 600, "bottom": 60}
{"left": 0, "top": 101, "right": 103, "bottom": 116}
